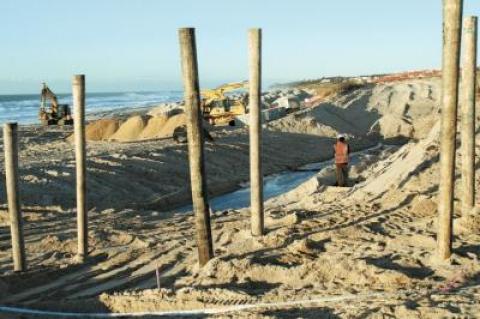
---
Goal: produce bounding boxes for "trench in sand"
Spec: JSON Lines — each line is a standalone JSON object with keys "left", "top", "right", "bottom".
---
{"left": 178, "top": 143, "right": 390, "bottom": 213}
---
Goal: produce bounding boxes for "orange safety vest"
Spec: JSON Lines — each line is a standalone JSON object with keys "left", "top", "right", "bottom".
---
{"left": 334, "top": 141, "right": 349, "bottom": 164}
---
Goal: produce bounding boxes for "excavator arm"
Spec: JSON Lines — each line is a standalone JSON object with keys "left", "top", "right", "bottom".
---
{"left": 201, "top": 81, "right": 248, "bottom": 103}
{"left": 40, "top": 83, "right": 59, "bottom": 112}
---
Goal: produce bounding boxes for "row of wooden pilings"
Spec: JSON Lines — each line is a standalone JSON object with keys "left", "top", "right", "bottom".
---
{"left": 3, "top": 4, "right": 479, "bottom": 272}
{"left": 4, "top": 75, "right": 89, "bottom": 271}
{"left": 438, "top": 1, "right": 478, "bottom": 262}
{"left": 4, "top": 28, "right": 264, "bottom": 271}
{"left": 4, "top": 74, "right": 88, "bottom": 271}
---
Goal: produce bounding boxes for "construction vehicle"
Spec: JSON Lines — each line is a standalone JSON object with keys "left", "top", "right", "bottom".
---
{"left": 39, "top": 83, "right": 73, "bottom": 126}
{"left": 201, "top": 81, "right": 248, "bottom": 125}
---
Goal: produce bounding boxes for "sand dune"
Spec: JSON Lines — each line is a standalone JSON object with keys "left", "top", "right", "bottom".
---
{"left": 268, "top": 79, "right": 441, "bottom": 143}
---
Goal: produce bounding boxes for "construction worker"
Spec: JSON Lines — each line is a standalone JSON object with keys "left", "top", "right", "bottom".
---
{"left": 334, "top": 134, "right": 350, "bottom": 187}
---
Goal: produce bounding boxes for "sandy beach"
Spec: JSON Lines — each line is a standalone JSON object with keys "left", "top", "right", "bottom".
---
{"left": 0, "top": 77, "right": 479, "bottom": 318}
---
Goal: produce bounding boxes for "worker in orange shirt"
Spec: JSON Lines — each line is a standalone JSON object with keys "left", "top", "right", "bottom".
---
{"left": 334, "top": 134, "right": 350, "bottom": 187}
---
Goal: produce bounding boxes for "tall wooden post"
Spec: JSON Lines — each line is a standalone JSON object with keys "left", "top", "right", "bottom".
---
{"left": 73, "top": 74, "right": 87, "bottom": 262}
{"left": 4, "top": 123, "right": 26, "bottom": 272}
{"left": 460, "top": 16, "right": 477, "bottom": 215}
{"left": 437, "top": 0, "right": 463, "bottom": 261}
{"left": 249, "top": 28, "right": 264, "bottom": 237}
{"left": 178, "top": 28, "right": 214, "bottom": 266}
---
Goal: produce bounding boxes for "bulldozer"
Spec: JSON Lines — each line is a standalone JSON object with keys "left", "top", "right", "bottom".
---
{"left": 39, "top": 83, "right": 73, "bottom": 126}
{"left": 201, "top": 81, "right": 248, "bottom": 125}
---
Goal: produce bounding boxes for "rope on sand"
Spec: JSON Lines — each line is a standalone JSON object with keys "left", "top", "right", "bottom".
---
{"left": 1, "top": 286, "right": 478, "bottom": 318}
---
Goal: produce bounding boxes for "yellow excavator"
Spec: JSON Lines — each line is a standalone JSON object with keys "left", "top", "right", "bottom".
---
{"left": 39, "top": 83, "right": 73, "bottom": 126}
{"left": 201, "top": 81, "right": 248, "bottom": 125}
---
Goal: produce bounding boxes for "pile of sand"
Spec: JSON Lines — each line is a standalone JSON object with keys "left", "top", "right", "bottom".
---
{"left": 72, "top": 113, "right": 189, "bottom": 143}
{"left": 113, "top": 113, "right": 187, "bottom": 141}
{"left": 158, "top": 113, "right": 187, "bottom": 138}
{"left": 110, "top": 115, "right": 149, "bottom": 142}
{"left": 66, "top": 118, "right": 122, "bottom": 143}
{"left": 266, "top": 112, "right": 338, "bottom": 137}
{"left": 138, "top": 114, "right": 169, "bottom": 139}
{"left": 85, "top": 119, "right": 121, "bottom": 141}
{"left": 143, "top": 113, "right": 187, "bottom": 140}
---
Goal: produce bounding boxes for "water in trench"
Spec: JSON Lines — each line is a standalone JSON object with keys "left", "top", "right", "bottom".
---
{"left": 179, "top": 144, "right": 386, "bottom": 213}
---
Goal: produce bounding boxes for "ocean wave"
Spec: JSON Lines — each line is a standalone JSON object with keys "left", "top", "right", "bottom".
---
{"left": 0, "top": 99, "right": 39, "bottom": 108}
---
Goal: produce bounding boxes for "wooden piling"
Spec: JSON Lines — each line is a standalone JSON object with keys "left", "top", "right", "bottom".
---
{"left": 178, "top": 28, "right": 214, "bottom": 266}
{"left": 73, "top": 74, "right": 87, "bottom": 261}
{"left": 460, "top": 16, "right": 477, "bottom": 216}
{"left": 249, "top": 28, "right": 264, "bottom": 237}
{"left": 437, "top": 0, "right": 463, "bottom": 261}
{"left": 4, "top": 123, "right": 26, "bottom": 272}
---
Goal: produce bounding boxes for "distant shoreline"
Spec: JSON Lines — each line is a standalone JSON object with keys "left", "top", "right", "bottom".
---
{"left": 0, "top": 90, "right": 184, "bottom": 126}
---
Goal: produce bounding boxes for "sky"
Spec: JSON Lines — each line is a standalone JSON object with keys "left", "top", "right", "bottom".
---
{"left": 0, "top": 0, "right": 479, "bottom": 94}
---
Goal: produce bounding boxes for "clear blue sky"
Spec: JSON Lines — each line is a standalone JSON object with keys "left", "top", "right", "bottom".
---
{"left": 0, "top": 0, "right": 479, "bottom": 94}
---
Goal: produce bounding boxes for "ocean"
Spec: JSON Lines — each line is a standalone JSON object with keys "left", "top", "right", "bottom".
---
{"left": 0, "top": 91, "right": 183, "bottom": 125}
